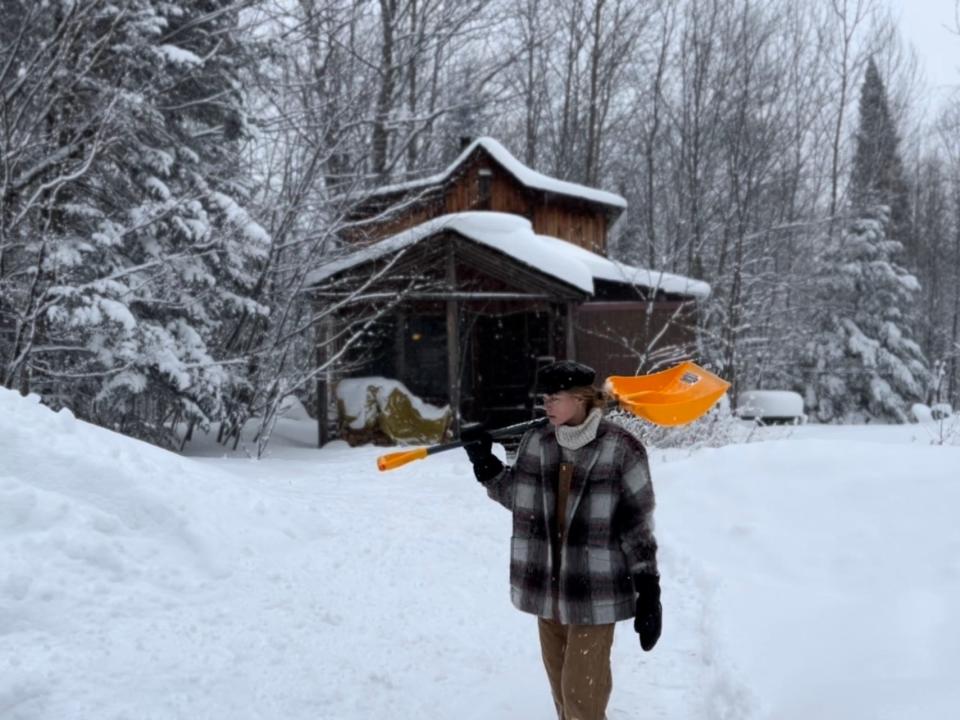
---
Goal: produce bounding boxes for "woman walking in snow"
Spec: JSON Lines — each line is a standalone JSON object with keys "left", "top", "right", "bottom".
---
{"left": 463, "top": 360, "right": 661, "bottom": 720}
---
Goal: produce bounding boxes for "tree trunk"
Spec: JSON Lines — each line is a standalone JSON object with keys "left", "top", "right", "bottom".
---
{"left": 371, "top": 0, "right": 397, "bottom": 179}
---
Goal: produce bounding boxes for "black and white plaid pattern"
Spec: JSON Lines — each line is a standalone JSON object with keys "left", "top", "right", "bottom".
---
{"left": 484, "top": 420, "right": 658, "bottom": 625}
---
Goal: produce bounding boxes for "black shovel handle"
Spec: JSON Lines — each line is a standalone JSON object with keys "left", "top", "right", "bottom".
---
{"left": 376, "top": 416, "right": 549, "bottom": 471}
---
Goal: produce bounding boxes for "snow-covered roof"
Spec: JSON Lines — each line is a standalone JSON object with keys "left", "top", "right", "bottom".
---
{"left": 364, "top": 137, "right": 627, "bottom": 211}
{"left": 535, "top": 235, "right": 711, "bottom": 299}
{"left": 308, "top": 213, "right": 593, "bottom": 293}
{"left": 306, "top": 212, "right": 710, "bottom": 300}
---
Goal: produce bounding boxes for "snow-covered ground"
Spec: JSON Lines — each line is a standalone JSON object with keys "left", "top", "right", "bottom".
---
{"left": 2, "top": 388, "right": 959, "bottom": 719}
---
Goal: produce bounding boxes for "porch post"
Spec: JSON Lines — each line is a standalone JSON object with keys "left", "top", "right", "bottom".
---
{"left": 446, "top": 245, "right": 461, "bottom": 435}
{"left": 316, "top": 376, "right": 328, "bottom": 447}
{"left": 316, "top": 312, "right": 334, "bottom": 447}
{"left": 565, "top": 302, "right": 577, "bottom": 360}
{"left": 395, "top": 309, "right": 407, "bottom": 381}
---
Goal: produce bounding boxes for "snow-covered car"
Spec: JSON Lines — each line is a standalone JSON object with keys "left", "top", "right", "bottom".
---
{"left": 736, "top": 390, "right": 806, "bottom": 425}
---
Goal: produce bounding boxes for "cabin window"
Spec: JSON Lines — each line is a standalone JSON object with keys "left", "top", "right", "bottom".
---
{"left": 477, "top": 168, "right": 492, "bottom": 209}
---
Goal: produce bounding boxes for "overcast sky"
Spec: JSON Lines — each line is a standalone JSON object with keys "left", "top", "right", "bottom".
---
{"left": 886, "top": 0, "right": 959, "bottom": 106}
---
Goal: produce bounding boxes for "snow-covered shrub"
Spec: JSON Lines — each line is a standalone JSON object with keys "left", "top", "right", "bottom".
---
{"left": 910, "top": 403, "right": 934, "bottom": 423}
{"left": 335, "top": 377, "right": 450, "bottom": 445}
{"left": 925, "top": 413, "right": 960, "bottom": 446}
{"left": 608, "top": 395, "right": 772, "bottom": 450}
{"left": 931, "top": 403, "right": 953, "bottom": 420}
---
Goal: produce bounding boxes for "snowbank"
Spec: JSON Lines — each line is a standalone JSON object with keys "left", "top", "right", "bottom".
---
{"left": 656, "top": 437, "right": 960, "bottom": 719}
{"left": 277, "top": 394, "right": 312, "bottom": 421}
{"left": 912, "top": 402, "right": 935, "bottom": 423}
{"left": 0, "top": 390, "right": 304, "bottom": 718}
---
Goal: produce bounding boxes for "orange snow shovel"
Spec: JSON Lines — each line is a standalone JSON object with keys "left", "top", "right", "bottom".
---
{"left": 604, "top": 360, "right": 730, "bottom": 427}
{"left": 376, "top": 361, "right": 729, "bottom": 472}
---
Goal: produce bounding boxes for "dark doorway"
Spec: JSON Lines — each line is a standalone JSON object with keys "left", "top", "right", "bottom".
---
{"left": 349, "top": 312, "right": 449, "bottom": 407}
{"left": 471, "top": 310, "right": 552, "bottom": 427}
{"left": 400, "top": 314, "right": 448, "bottom": 404}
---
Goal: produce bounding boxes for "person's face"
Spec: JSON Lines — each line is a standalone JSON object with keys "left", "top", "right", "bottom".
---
{"left": 542, "top": 391, "right": 586, "bottom": 426}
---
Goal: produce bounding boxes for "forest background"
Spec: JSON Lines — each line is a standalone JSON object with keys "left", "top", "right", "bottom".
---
{"left": 2, "top": 0, "right": 959, "bottom": 451}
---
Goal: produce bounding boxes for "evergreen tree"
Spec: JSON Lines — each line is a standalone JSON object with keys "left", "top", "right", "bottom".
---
{"left": 849, "top": 58, "right": 912, "bottom": 256}
{"left": 1, "top": 1, "right": 268, "bottom": 446}
{"left": 805, "top": 207, "right": 929, "bottom": 422}
{"left": 803, "top": 59, "right": 929, "bottom": 423}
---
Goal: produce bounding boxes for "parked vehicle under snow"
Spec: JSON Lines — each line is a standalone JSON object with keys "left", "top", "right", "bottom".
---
{"left": 736, "top": 390, "right": 805, "bottom": 425}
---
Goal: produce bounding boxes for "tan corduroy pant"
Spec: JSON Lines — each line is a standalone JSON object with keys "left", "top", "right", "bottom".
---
{"left": 537, "top": 617, "right": 615, "bottom": 720}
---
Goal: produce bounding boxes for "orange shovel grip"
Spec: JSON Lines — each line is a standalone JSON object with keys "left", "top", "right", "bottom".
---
{"left": 377, "top": 447, "right": 429, "bottom": 472}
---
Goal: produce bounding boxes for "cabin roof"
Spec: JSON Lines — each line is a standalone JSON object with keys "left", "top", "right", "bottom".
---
{"left": 306, "top": 212, "right": 710, "bottom": 300}
{"left": 363, "top": 137, "right": 627, "bottom": 213}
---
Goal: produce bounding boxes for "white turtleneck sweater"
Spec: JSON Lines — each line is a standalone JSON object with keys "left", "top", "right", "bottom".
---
{"left": 555, "top": 407, "right": 603, "bottom": 461}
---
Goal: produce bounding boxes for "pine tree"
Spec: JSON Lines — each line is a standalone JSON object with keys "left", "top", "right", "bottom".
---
{"left": 2, "top": 2, "right": 268, "bottom": 446}
{"left": 805, "top": 207, "right": 929, "bottom": 422}
{"left": 89, "top": 1, "right": 268, "bottom": 445}
{"left": 849, "top": 58, "right": 912, "bottom": 256}
{"left": 803, "top": 58, "right": 929, "bottom": 423}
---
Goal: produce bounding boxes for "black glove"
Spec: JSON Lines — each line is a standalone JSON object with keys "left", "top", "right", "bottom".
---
{"left": 460, "top": 425, "right": 504, "bottom": 483}
{"left": 633, "top": 573, "right": 662, "bottom": 652}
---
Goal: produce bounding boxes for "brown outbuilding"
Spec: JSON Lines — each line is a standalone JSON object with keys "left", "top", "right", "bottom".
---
{"left": 309, "top": 137, "right": 709, "bottom": 443}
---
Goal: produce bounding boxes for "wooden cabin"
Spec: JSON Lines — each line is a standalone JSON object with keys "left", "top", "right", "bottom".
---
{"left": 309, "top": 137, "right": 709, "bottom": 443}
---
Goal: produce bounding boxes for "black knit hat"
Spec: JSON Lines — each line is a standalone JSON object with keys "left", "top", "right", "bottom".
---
{"left": 535, "top": 361, "right": 596, "bottom": 394}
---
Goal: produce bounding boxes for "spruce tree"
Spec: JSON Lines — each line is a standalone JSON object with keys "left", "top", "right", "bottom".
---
{"left": 804, "top": 60, "right": 929, "bottom": 423}
{"left": 805, "top": 207, "right": 929, "bottom": 422}
{"left": 4, "top": 2, "right": 268, "bottom": 446}
{"left": 849, "top": 58, "right": 912, "bottom": 256}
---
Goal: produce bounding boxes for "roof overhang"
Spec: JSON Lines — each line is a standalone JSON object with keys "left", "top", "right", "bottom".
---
{"left": 306, "top": 212, "right": 709, "bottom": 302}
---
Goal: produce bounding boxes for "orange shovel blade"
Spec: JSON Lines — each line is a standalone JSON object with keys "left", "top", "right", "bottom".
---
{"left": 605, "top": 361, "right": 730, "bottom": 426}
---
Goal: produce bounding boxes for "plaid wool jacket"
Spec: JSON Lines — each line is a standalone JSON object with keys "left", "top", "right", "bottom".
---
{"left": 483, "top": 419, "right": 658, "bottom": 625}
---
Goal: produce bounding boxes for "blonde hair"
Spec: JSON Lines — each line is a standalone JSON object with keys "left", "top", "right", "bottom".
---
{"left": 566, "top": 385, "right": 607, "bottom": 413}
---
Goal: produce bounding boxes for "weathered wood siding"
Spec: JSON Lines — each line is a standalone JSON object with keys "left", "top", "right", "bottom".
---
{"left": 443, "top": 152, "right": 532, "bottom": 217}
{"left": 343, "top": 191, "right": 445, "bottom": 244}
{"left": 574, "top": 301, "right": 698, "bottom": 379}
{"left": 345, "top": 147, "right": 609, "bottom": 253}
{"left": 532, "top": 202, "right": 607, "bottom": 253}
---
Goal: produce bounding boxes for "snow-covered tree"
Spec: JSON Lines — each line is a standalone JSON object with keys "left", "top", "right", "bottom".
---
{"left": 1, "top": 1, "right": 268, "bottom": 446}
{"left": 804, "top": 206, "right": 929, "bottom": 422}
{"left": 849, "top": 58, "right": 912, "bottom": 258}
